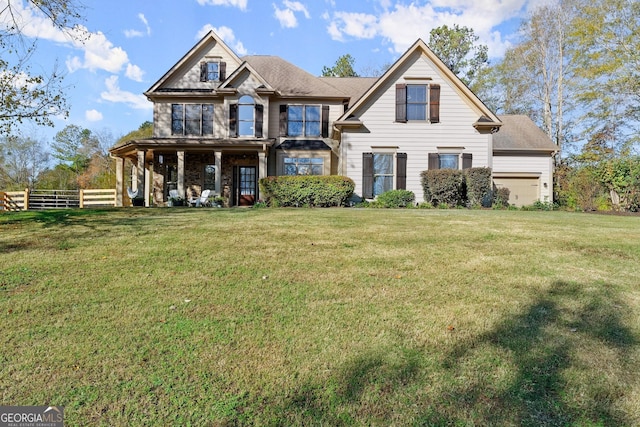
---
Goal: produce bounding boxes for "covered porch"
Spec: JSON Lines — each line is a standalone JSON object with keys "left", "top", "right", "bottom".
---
{"left": 109, "top": 139, "right": 275, "bottom": 207}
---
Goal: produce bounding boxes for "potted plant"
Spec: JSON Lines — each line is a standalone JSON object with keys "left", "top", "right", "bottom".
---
{"left": 168, "top": 195, "right": 184, "bottom": 206}
{"left": 211, "top": 195, "right": 225, "bottom": 208}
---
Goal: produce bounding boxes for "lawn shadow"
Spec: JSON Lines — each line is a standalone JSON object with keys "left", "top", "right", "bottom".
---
{"left": 419, "top": 280, "right": 638, "bottom": 426}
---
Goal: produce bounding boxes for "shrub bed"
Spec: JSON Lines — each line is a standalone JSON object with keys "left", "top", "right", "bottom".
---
{"left": 420, "top": 169, "right": 466, "bottom": 207}
{"left": 371, "top": 190, "right": 415, "bottom": 208}
{"left": 259, "top": 175, "right": 354, "bottom": 207}
{"left": 465, "top": 167, "right": 492, "bottom": 207}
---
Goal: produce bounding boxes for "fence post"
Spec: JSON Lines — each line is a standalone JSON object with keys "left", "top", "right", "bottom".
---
{"left": 24, "top": 188, "right": 29, "bottom": 211}
{"left": 79, "top": 189, "right": 84, "bottom": 208}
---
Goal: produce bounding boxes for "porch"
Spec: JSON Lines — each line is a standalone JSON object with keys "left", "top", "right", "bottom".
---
{"left": 110, "top": 139, "right": 275, "bottom": 207}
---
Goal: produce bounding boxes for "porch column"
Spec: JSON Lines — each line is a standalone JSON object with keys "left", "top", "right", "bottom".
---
{"left": 177, "top": 150, "right": 185, "bottom": 199}
{"left": 114, "top": 156, "right": 124, "bottom": 207}
{"left": 214, "top": 150, "right": 222, "bottom": 196}
{"left": 144, "top": 164, "right": 152, "bottom": 207}
{"left": 137, "top": 150, "right": 146, "bottom": 196}
{"left": 258, "top": 151, "right": 267, "bottom": 201}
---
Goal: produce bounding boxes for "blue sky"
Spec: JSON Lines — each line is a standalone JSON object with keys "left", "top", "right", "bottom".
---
{"left": 3, "top": 0, "right": 551, "bottom": 145}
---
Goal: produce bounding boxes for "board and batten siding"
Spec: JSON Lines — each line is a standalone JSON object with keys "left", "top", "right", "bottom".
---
{"left": 492, "top": 154, "right": 554, "bottom": 203}
{"left": 342, "top": 52, "right": 491, "bottom": 203}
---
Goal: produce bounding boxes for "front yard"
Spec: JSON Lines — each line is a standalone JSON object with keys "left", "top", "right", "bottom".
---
{"left": 1, "top": 208, "right": 639, "bottom": 425}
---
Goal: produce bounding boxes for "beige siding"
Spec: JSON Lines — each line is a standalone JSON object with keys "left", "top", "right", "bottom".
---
{"left": 162, "top": 43, "right": 241, "bottom": 90}
{"left": 342, "top": 52, "right": 490, "bottom": 203}
{"left": 493, "top": 154, "right": 554, "bottom": 203}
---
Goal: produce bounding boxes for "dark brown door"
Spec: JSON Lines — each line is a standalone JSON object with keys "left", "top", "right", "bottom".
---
{"left": 236, "top": 166, "right": 257, "bottom": 206}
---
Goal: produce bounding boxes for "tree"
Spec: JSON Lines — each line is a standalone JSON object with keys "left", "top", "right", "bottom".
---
{"left": 0, "top": 133, "right": 49, "bottom": 190}
{"left": 321, "top": 54, "right": 359, "bottom": 77}
{"left": 427, "top": 24, "right": 488, "bottom": 90}
{"left": 0, "top": 1, "right": 85, "bottom": 136}
{"left": 51, "top": 124, "right": 99, "bottom": 188}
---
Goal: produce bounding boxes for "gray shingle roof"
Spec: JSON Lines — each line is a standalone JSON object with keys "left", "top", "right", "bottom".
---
{"left": 494, "top": 115, "right": 557, "bottom": 152}
{"left": 320, "top": 77, "right": 378, "bottom": 105}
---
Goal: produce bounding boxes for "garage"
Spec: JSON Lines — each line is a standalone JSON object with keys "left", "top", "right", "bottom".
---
{"left": 494, "top": 176, "right": 540, "bottom": 207}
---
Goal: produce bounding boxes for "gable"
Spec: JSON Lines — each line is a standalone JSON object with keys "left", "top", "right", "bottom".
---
{"left": 145, "top": 31, "right": 242, "bottom": 95}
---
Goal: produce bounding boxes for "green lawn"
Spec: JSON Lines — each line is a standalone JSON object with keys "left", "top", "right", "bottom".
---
{"left": 1, "top": 208, "right": 640, "bottom": 426}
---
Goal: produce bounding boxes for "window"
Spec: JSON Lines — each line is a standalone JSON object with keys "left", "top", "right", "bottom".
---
{"left": 396, "top": 83, "right": 440, "bottom": 123}
{"left": 284, "top": 157, "right": 324, "bottom": 175}
{"left": 280, "top": 105, "right": 329, "bottom": 137}
{"left": 200, "top": 61, "right": 226, "bottom": 82}
{"left": 238, "top": 96, "right": 255, "bottom": 137}
{"left": 429, "top": 153, "right": 472, "bottom": 170}
{"left": 229, "top": 96, "right": 263, "bottom": 138}
{"left": 171, "top": 104, "right": 214, "bottom": 136}
{"left": 204, "top": 164, "right": 216, "bottom": 190}
{"left": 439, "top": 154, "right": 459, "bottom": 169}
{"left": 287, "top": 105, "right": 321, "bottom": 137}
{"left": 362, "top": 152, "right": 407, "bottom": 199}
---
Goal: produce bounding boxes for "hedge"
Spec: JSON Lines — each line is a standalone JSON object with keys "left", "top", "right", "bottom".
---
{"left": 420, "top": 169, "right": 466, "bottom": 207}
{"left": 465, "top": 167, "right": 493, "bottom": 207}
{"left": 259, "top": 175, "right": 355, "bottom": 207}
{"left": 372, "top": 189, "right": 415, "bottom": 208}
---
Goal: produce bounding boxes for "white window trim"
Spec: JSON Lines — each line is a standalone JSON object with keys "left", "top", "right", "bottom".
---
{"left": 371, "top": 149, "right": 398, "bottom": 197}
{"left": 287, "top": 104, "right": 322, "bottom": 137}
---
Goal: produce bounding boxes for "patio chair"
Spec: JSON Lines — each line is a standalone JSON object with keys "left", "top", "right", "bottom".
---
{"left": 189, "top": 189, "right": 211, "bottom": 207}
{"left": 127, "top": 187, "right": 140, "bottom": 199}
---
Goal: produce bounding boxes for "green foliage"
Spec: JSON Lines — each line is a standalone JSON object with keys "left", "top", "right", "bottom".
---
{"left": 493, "top": 187, "right": 511, "bottom": 208}
{"left": 115, "top": 121, "right": 154, "bottom": 147}
{"left": 420, "top": 169, "right": 466, "bottom": 208}
{"left": 465, "top": 167, "right": 492, "bottom": 207}
{"left": 370, "top": 190, "right": 415, "bottom": 208}
{"left": 0, "top": 134, "right": 49, "bottom": 190}
{"left": 321, "top": 54, "right": 359, "bottom": 77}
{"left": 428, "top": 24, "right": 488, "bottom": 88}
{"left": 259, "top": 175, "right": 355, "bottom": 207}
{"left": 597, "top": 156, "right": 640, "bottom": 211}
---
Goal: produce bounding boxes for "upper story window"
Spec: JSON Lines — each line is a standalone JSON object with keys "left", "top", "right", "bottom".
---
{"left": 287, "top": 105, "right": 321, "bottom": 137}
{"left": 280, "top": 104, "right": 329, "bottom": 138}
{"left": 229, "top": 96, "right": 264, "bottom": 138}
{"left": 395, "top": 83, "right": 440, "bottom": 123}
{"left": 172, "top": 104, "right": 214, "bottom": 136}
{"left": 199, "top": 60, "right": 226, "bottom": 82}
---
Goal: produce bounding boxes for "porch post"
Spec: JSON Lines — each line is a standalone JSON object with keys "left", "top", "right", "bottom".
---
{"left": 258, "top": 151, "right": 267, "bottom": 201}
{"left": 114, "top": 156, "right": 124, "bottom": 207}
{"left": 136, "top": 150, "right": 146, "bottom": 197}
{"left": 214, "top": 150, "right": 222, "bottom": 196}
{"left": 177, "top": 150, "right": 185, "bottom": 199}
{"left": 144, "top": 163, "right": 152, "bottom": 207}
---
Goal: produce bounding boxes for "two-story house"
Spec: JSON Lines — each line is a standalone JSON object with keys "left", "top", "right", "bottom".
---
{"left": 109, "top": 30, "right": 556, "bottom": 207}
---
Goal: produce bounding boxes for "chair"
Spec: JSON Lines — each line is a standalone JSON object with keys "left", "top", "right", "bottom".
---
{"left": 127, "top": 187, "right": 140, "bottom": 199}
{"left": 189, "top": 189, "right": 211, "bottom": 207}
{"left": 169, "top": 189, "right": 179, "bottom": 200}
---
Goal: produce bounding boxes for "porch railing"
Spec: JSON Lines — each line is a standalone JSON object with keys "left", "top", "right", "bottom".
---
{"left": 0, "top": 189, "right": 116, "bottom": 211}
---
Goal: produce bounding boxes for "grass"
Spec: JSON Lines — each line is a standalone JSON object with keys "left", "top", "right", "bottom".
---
{"left": 1, "top": 207, "right": 640, "bottom": 426}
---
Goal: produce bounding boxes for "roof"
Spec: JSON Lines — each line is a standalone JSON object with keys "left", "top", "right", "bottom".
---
{"left": 276, "top": 140, "right": 332, "bottom": 150}
{"left": 320, "top": 77, "right": 378, "bottom": 105}
{"left": 494, "top": 115, "right": 557, "bottom": 152}
{"left": 242, "top": 55, "right": 349, "bottom": 98}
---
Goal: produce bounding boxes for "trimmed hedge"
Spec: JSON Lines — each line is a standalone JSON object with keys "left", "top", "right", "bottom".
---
{"left": 420, "top": 167, "right": 494, "bottom": 208}
{"left": 259, "top": 175, "right": 355, "bottom": 207}
{"left": 420, "top": 169, "right": 466, "bottom": 207}
{"left": 372, "top": 189, "right": 415, "bottom": 208}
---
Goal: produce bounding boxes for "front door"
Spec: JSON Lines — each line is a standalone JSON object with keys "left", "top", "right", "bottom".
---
{"left": 235, "top": 166, "right": 257, "bottom": 206}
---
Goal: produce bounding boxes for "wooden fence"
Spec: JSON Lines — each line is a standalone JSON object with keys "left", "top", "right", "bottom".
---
{"left": 1, "top": 189, "right": 116, "bottom": 211}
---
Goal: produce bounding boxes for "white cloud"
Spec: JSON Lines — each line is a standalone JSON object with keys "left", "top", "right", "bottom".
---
{"left": 125, "top": 64, "right": 145, "bottom": 82}
{"left": 124, "top": 14, "right": 151, "bottom": 38}
{"left": 273, "top": 1, "right": 310, "bottom": 28}
{"left": 326, "top": 0, "right": 529, "bottom": 58}
{"left": 124, "top": 29, "right": 144, "bottom": 38}
{"left": 138, "top": 13, "right": 151, "bottom": 35}
{"left": 196, "top": 0, "right": 248, "bottom": 10}
{"left": 85, "top": 109, "right": 103, "bottom": 122}
{"left": 100, "top": 76, "right": 152, "bottom": 110}
{"left": 196, "top": 25, "right": 248, "bottom": 55}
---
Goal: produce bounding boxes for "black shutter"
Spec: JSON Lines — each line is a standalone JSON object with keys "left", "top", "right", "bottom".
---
{"left": 255, "top": 104, "right": 263, "bottom": 138}
{"left": 395, "top": 84, "right": 407, "bottom": 123}
{"left": 200, "top": 62, "right": 207, "bottom": 82}
{"left": 396, "top": 153, "right": 407, "bottom": 190}
{"left": 462, "top": 153, "right": 472, "bottom": 169}
{"left": 321, "top": 105, "right": 330, "bottom": 138}
{"left": 362, "top": 152, "right": 374, "bottom": 199}
{"left": 229, "top": 104, "right": 238, "bottom": 137}
{"left": 279, "top": 104, "right": 287, "bottom": 136}
{"left": 429, "top": 84, "right": 440, "bottom": 123}
{"left": 428, "top": 153, "right": 439, "bottom": 170}
{"left": 219, "top": 62, "right": 226, "bottom": 81}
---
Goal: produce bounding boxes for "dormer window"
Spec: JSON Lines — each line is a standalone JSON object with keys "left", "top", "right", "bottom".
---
{"left": 200, "top": 60, "right": 226, "bottom": 82}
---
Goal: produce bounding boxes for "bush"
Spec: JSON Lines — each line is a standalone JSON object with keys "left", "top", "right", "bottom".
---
{"left": 465, "top": 167, "right": 492, "bottom": 207}
{"left": 493, "top": 187, "right": 510, "bottom": 208}
{"left": 373, "top": 190, "right": 415, "bottom": 208}
{"left": 259, "top": 175, "right": 354, "bottom": 207}
{"left": 420, "top": 169, "right": 466, "bottom": 207}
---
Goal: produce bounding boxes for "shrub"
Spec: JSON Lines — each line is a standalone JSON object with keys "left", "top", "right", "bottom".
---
{"left": 420, "top": 169, "right": 466, "bottom": 207}
{"left": 493, "top": 187, "right": 510, "bottom": 208}
{"left": 374, "top": 189, "right": 415, "bottom": 208}
{"left": 465, "top": 167, "right": 492, "bottom": 207}
{"left": 259, "top": 175, "right": 355, "bottom": 207}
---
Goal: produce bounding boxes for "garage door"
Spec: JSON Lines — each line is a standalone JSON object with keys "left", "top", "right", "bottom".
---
{"left": 494, "top": 177, "right": 540, "bottom": 207}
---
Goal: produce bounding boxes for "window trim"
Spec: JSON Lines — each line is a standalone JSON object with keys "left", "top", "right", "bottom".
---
{"left": 362, "top": 150, "right": 407, "bottom": 199}
{"left": 276, "top": 150, "right": 331, "bottom": 176}
{"left": 200, "top": 60, "right": 226, "bottom": 82}
{"left": 171, "top": 103, "right": 215, "bottom": 136}
{"left": 286, "top": 104, "right": 322, "bottom": 137}
{"left": 395, "top": 82, "right": 440, "bottom": 123}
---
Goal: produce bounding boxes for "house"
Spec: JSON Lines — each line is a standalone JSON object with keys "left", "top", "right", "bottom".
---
{"left": 109, "top": 31, "right": 556, "bottom": 207}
